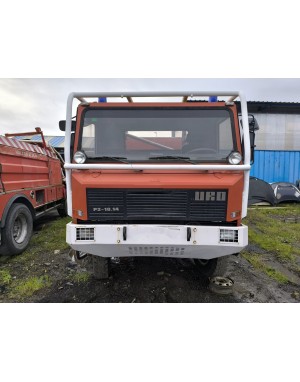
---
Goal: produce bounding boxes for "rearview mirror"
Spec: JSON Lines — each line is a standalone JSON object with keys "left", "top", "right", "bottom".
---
{"left": 59, "top": 120, "right": 76, "bottom": 132}
{"left": 248, "top": 115, "right": 259, "bottom": 164}
{"left": 248, "top": 114, "right": 259, "bottom": 132}
{"left": 239, "top": 114, "right": 260, "bottom": 164}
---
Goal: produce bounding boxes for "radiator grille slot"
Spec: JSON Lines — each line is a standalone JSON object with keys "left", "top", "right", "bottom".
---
{"left": 190, "top": 201, "right": 227, "bottom": 221}
{"left": 126, "top": 191, "right": 188, "bottom": 218}
{"left": 76, "top": 227, "right": 95, "bottom": 241}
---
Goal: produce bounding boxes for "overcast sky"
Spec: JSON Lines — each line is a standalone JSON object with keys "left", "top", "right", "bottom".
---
{"left": 1, "top": 78, "right": 300, "bottom": 136}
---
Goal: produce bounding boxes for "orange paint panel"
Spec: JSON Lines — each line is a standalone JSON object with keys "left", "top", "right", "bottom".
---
{"left": 3, "top": 179, "right": 50, "bottom": 190}
{"left": 46, "top": 188, "right": 55, "bottom": 202}
{"left": 49, "top": 159, "right": 63, "bottom": 185}
{"left": 56, "top": 186, "right": 64, "bottom": 200}
{"left": 0, "top": 163, "right": 49, "bottom": 174}
{"left": 71, "top": 171, "right": 244, "bottom": 223}
{"left": 72, "top": 171, "right": 243, "bottom": 189}
{"left": 0, "top": 149, "right": 50, "bottom": 191}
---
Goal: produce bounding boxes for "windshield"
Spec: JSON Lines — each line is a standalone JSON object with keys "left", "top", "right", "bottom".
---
{"left": 80, "top": 108, "right": 236, "bottom": 162}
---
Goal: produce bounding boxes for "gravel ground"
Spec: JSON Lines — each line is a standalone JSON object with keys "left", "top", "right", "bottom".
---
{"left": 0, "top": 208, "right": 299, "bottom": 303}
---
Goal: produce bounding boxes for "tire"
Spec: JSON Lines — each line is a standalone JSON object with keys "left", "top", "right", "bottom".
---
{"left": 92, "top": 256, "right": 110, "bottom": 280}
{"left": 192, "top": 256, "right": 228, "bottom": 278}
{"left": 209, "top": 276, "right": 234, "bottom": 295}
{"left": 57, "top": 199, "right": 68, "bottom": 217}
{"left": 0, "top": 203, "right": 33, "bottom": 256}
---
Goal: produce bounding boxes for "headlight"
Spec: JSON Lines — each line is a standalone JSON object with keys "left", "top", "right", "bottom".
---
{"left": 220, "top": 229, "right": 238, "bottom": 243}
{"left": 228, "top": 151, "right": 242, "bottom": 165}
{"left": 74, "top": 151, "right": 86, "bottom": 164}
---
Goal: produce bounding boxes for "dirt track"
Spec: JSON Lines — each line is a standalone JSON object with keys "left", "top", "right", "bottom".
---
{"left": 37, "top": 253, "right": 300, "bottom": 303}
{"left": 0, "top": 206, "right": 300, "bottom": 303}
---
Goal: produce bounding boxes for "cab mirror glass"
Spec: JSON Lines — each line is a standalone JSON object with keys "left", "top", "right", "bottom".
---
{"left": 59, "top": 120, "right": 76, "bottom": 132}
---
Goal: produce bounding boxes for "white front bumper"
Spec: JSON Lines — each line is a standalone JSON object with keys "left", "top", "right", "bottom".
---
{"left": 67, "top": 223, "right": 248, "bottom": 260}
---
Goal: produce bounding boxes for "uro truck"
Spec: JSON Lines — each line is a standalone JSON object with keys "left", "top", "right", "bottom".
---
{"left": 61, "top": 92, "right": 257, "bottom": 279}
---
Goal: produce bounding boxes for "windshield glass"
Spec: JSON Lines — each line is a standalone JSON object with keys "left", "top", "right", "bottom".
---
{"left": 81, "top": 108, "right": 236, "bottom": 162}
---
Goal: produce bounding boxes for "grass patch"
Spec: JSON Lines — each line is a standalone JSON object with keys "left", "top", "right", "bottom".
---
{"left": 72, "top": 271, "right": 90, "bottom": 283}
{"left": 12, "top": 217, "right": 71, "bottom": 263}
{"left": 0, "top": 269, "right": 12, "bottom": 285}
{"left": 245, "top": 204, "right": 300, "bottom": 263}
{"left": 12, "top": 275, "right": 51, "bottom": 298}
{"left": 0, "top": 216, "right": 70, "bottom": 301}
{"left": 242, "top": 252, "right": 289, "bottom": 284}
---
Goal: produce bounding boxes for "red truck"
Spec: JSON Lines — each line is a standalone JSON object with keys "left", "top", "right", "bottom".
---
{"left": 0, "top": 128, "right": 66, "bottom": 256}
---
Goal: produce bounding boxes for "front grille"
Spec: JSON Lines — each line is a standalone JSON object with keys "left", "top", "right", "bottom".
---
{"left": 87, "top": 189, "right": 227, "bottom": 222}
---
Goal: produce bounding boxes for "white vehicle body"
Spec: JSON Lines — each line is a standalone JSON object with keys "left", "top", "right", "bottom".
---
{"left": 67, "top": 223, "right": 248, "bottom": 259}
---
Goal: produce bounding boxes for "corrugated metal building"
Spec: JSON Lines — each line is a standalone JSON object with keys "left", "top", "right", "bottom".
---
{"left": 244, "top": 102, "right": 300, "bottom": 151}
{"left": 238, "top": 102, "right": 300, "bottom": 183}
{"left": 14, "top": 135, "right": 65, "bottom": 148}
{"left": 14, "top": 135, "right": 65, "bottom": 158}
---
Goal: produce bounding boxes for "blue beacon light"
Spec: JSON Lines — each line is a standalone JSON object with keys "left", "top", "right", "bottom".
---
{"left": 208, "top": 96, "right": 218, "bottom": 102}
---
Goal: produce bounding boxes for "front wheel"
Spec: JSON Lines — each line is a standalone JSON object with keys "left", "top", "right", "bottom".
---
{"left": 57, "top": 199, "right": 68, "bottom": 217}
{"left": 92, "top": 256, "right": 110, "bottom": 280}
{"left": 0, "top": 203, "right": 33, "bottom": 256}
{"left": 192, "top": 257, "right": 228, "bottom": 278}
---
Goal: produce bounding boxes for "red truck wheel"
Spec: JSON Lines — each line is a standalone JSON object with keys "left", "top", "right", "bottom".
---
{"left": 0, "top": 203, "right": 33, "bottom": 256}
{"left": 92, "top": 256, "right": 110, "bottom": 279}
{"left": 57, "top": 200, "right": 68, "bottom": 217}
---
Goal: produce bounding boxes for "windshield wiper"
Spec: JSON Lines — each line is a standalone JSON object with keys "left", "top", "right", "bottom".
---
{"left": 149, "top": 156, "right": 196, "bottom": 164}
{"left": 92, "top": 156, "right": 129, "bottom": 164}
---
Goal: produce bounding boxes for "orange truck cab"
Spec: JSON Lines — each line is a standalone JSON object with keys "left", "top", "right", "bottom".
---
{"left": 62, "top": 92, "right": 257, "bottom": 279}
{"left": 0, "top": 128, "right": 66, "bottom": 256}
